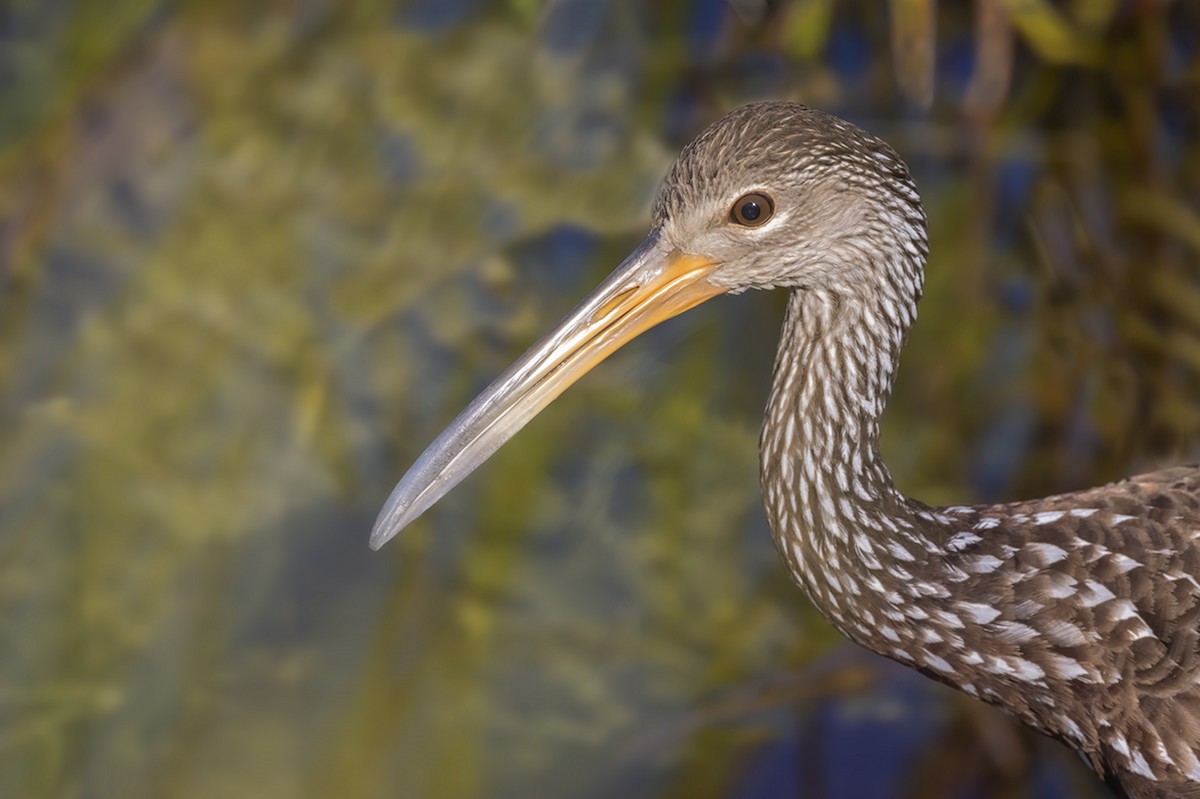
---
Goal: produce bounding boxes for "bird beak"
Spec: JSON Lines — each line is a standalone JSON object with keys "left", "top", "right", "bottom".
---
{"left": 370, "top": 229, "right": 724, "bottom": 550}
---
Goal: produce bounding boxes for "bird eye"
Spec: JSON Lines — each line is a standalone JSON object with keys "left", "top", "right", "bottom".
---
{"left": 730, "top": 192, "right": 774, "bottom": 227}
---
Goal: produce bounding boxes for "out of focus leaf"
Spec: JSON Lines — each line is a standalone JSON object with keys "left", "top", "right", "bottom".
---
{"left": 1000, "top": 0, "right": 1099, "bottom": 64}
{"left": 783, "top": 0, "right": 834, "bottom": 59}
{"left": 1070, "top": 0, "right": 1119, "bottom": 35}
{"left": 1121, "top": 189, "right": 1200, "bottom": 257}
{"left": 964, "top": 0, "right": 1013, "bottom": 117}
{"left": 888, "top": 0, "right": 936, "bottom": 108}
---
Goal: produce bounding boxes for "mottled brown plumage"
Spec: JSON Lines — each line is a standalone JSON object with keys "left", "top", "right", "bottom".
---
{"left": 371, "top": 103, "right": 1200, "bottom": 798}
{"left": 943, "top": 469, "right": 1200, "bottom": 798}
{"left": 780, "top": 461, "right": 1200, "bottom": 798}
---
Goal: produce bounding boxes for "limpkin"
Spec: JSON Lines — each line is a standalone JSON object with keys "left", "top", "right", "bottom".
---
{"left": 371, "top": 103, "right": 1200, "bottom": 799}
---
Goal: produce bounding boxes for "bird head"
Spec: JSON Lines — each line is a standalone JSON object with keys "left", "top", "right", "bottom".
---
{"left": 370, "top": 102, "right": 925, "bottom": 549}
{"left": 654, "top": 103, "right": 925, "bottom": 298}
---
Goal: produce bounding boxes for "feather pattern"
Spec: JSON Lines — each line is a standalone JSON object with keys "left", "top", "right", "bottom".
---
{"left": 664, "top": 103, "right": 1200, "bottom": 798}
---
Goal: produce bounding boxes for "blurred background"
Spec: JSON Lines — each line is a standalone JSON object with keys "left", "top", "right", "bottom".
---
{"left": 1, "top": 1, "right": 1198, "bottom": 797}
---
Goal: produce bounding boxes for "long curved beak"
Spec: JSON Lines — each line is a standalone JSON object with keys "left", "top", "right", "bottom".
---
{"left": 370, "top": 230, "right": 724, "bottom": 550}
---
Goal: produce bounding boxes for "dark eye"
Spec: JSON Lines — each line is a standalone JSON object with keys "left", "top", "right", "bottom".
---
{"left": 730, "top": 192, "right": 774, "bottom": 227}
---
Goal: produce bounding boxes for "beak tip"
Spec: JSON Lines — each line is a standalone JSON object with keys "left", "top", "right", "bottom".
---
{"left": 368, "top": 524, "right": 392, "bottom": 551}
{"left": 369, "top": 459, "right": 449, "bottom": 551}
{"left": 369, "top": 519, "right": 402, "bottom": 551}
{"left": 368, "top": 497, "right": 409, "bottom": 551}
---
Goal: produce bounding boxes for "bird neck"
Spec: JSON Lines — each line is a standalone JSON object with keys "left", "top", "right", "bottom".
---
{"left": 759, "top": 271, "right": 936, "bottom": 638}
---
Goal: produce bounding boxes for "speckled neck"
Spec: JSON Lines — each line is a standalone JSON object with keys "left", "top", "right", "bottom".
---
{"left": 758, "top": 251, "right": 939, "bottom": 646}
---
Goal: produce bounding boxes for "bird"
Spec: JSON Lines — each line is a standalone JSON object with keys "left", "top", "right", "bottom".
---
{"left": 370, "top": 102, "right": 1200, "bottom": 799}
